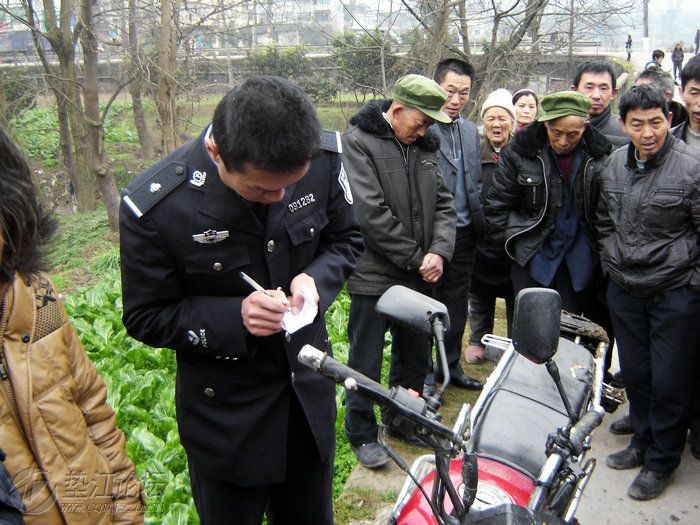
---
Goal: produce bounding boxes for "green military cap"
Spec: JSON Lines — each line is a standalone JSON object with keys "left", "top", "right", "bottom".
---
{"left": 538, "top": 91, "right": 591, "bottom": 121}
{"left": 393, "top": 74, "right": 451, "bottom": 124}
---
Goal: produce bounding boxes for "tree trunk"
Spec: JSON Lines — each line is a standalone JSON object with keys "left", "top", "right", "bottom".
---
{"left": 58, "top": 51, "right": 98, "bottom": 212}
{"left": 128, "top": 0, "right": 156, "bottom": 161}
{"left": 157, "top": 0, "right": 181, "bottom": 154}
{"left": 81, "top": 0, "right": 120, "bottom": 230}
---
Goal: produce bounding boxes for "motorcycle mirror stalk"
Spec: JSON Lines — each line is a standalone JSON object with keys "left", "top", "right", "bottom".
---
{"left": 376, "top": 285, "right": 452, "bottom": 412}
{"left": 512, "top": 288, "right": 577, "bottom": 421}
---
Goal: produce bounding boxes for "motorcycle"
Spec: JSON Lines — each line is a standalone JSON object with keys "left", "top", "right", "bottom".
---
{"left": 298, "top": 285, "right": 623, "bottom": 525}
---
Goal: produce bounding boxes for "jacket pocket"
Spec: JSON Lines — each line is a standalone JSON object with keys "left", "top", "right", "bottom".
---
{"left": 517, "top": 171, "right": 545, "bottom": 212}
{"left": 287, "top": 207, "right": 329, "bottom": 247}
{"left": 646, "top": 186, "right": 687, "bottom": 229}
{"left": 182, "top": 245, "right": 251, "bottom": 277}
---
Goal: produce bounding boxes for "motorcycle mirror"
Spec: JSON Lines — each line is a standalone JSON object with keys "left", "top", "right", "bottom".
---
{"left": 511, "top": 287, "right": 561, "bottom": 364}
{"left": 376, "top": 285, "right": 451, "bottom": 334}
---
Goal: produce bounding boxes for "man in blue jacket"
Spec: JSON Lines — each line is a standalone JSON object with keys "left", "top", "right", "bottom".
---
{"left": 428, "top": 58, "right": 484, "bottom": 388}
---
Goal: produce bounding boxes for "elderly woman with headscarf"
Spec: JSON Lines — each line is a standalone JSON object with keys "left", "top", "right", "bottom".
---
{"left": 464, "top": 89, "right": 516, "bottom": 363}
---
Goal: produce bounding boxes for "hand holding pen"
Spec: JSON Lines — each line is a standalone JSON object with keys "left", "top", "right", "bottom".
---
{"left": 239, "top": 272, "right": 289, "bottom": 336}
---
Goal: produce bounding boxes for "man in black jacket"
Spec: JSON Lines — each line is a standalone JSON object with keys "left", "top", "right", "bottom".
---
{"left": 598, "top": 84, "right": 700, "bottom": 500}
{"left": 342, "top": 75, "right": 456, "bottom": 468}
{"left": 485, "top": 91, "right": 611, "bottom": 313}
{"left": 119, "top": 76, "right": 363, "bottom": 524}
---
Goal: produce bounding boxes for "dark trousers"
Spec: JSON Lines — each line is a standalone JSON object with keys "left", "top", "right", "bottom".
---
{"left": 344, "top": 293, "right": 431, "bottom": 446}
{"left": 511, "top": 260, "right": 590, "bottom": 314}
{"left": 673, "top": 61, "right": 682, "bottom": 80}
{"left": 188, "top": 394, "right": 333, "bottom": 525}
{"left": 606, "top": 281, "right": 700, "bottom": 472}
{"left": 433, "top": 225, "right": 477, "bottom": 372}
{"left": 467, "top": 291, "right": 514, "bottom": 345}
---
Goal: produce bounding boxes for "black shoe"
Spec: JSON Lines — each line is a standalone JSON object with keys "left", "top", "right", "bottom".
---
{"left": 628, "top": 467, "right": 672, "bottom": 500}
{"left": 439, "top": 369, "right": 482, "bottom": 390}
{"left": 423, "top": 382, "right": 438, "bottom": 400}
{"left": 384, "top": 424, "right": 428, "bottom": 448}
{"left": 610, "top": 371, "right": 625, "bottom": 389}
{"left": 610, "top": 415, "right": 633, "bottom": 435}
{"left": 690, "top": 430, "right": 700, "bottom": 460}
{"left": 606, "top": 446, "right": 644, "bottom": 470}
{"left": 351, "top": 442, "right": 390, "bottom": 469}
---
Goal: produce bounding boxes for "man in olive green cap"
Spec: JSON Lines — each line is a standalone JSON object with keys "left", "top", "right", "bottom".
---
{"left": 341, "top": 75, "right": 456, "bottom": 468}
{"left": 484, "top": 90, "right": 612, "bottom": 313}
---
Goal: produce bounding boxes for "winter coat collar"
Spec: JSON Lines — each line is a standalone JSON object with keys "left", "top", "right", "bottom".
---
{"left": 588, "top": 104, "right": 613, "bottom": 131}
{"left": 625, "top": 131, "right": 675, "bottom": 172}
{"left": 508, "top": 120, "right": 612, "bottom": 160}
{"left": 349, "top": 99, "right": 441, "bottom": 152}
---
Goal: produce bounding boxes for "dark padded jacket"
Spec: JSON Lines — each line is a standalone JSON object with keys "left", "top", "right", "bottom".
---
{"left": 484, "top": 121, "right": 611, "bottom": 267}
{"left": 342, "top": 100, "right": 456, "bottom": 295}
{"left": 597, "top": 134, "right": 700, "bottom": 297}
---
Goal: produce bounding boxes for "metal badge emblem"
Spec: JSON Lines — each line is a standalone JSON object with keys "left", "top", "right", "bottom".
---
{"left": 187, "top": 330, "right": 200, "bottom": 346}
{"left": 149, "top": 182, "right": 162, "bottom": 193}
{"left": 192, "top": 229, "right": 230, "bottom": 244}
{"left": 190, "top": 170, "right": 207, "bottom": 187}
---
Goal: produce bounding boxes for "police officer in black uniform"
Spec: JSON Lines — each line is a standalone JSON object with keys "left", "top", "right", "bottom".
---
{"left": 119, "top": 76, "right": 362, "bottom": 525}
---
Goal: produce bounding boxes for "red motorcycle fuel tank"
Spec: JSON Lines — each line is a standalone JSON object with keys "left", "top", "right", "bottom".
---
{"left": 395, "top": 457, "right": 535, "bottom": 524}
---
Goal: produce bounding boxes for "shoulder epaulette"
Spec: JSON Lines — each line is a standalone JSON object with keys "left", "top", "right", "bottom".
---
{"left": 320, "top": 130, "right": 342, "bottom": 154}
{"left": 122, "top": 162, "right": 187, "bottom": 218}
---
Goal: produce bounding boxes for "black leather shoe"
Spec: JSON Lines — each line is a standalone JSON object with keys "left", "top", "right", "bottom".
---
{"left": 610, "top": 415, "right": 633, "bottom": 435}
{"left": 438, "top": 369, "right": 482, "bottom": 390}
{"left": 606, "top": 446, "right": 644, "bottom": 470}
{"left": 351, "top": 442, "right": 390, "bottom": 469}
{"left": 610, "top": 370, "right": 625, "bottom": 389}
{"left": 628, "top": 467, "right": 672, "bottom": 500}
{"left": 690, "top": 431, "right": 700, "bottom": 460}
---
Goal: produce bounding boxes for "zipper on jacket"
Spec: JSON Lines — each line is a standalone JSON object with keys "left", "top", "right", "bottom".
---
{"left": 582, "top": 157, "right": 594, "bottom": 226}
{"left": 505, "top": 155, "right": 549, "bottom": 261}
{"left": 0, "top": 299, "right": 21, "bottom": 423}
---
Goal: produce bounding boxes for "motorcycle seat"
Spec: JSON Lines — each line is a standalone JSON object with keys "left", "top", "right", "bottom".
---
{"left": 471, "top": 337, "right": 594, "bottom": 479}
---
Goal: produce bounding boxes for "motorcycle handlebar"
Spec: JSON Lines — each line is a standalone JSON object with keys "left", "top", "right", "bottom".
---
{"left": 298, "top": 345, "right": 460, "bottom": 444}
{"left": 568, "top": 408, "right": 604, "bottom": 456}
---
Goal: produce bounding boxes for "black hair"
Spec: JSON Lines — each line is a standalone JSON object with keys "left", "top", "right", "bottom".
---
{"left": 652, "top": 49, "right": 665, "bottom": 60}
{"left": 211, "top": 75, "right": 321, "bottom": 173}
{"left": 572, "top": 60, "right": 617, "bottom": 89}
{"left": 619, "top": 84, "right": 669, "bottom": 122}
{"left": 635, "top": 68, "right": 674, "bottom": 96}
{"left": 0, "top": 126, "right": 56, "bottom": 282}
{"left": 512, "top": 88, "right": 539, "bottom": 107}
{"left": 680, "top": 54, "right": 700, "bottom": 88}
{"left": 433, "top": 58, "right": 476, "bottom": 84}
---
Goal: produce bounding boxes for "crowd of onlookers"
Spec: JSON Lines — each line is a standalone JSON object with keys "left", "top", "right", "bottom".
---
{"left": 341, "top": 53, "right": 700, "bottom": 504}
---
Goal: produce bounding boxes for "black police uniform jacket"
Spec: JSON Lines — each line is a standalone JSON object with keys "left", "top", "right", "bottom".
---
{"left": 119, "top": 128, "right": 363, "bottom": 486}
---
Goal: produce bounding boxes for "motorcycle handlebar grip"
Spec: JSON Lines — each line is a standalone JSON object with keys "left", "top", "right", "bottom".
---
{"left": 298, "top": 345, "right": 390, "bottom": 394}
{"left": 569, "top": 409, "right": 604, "bottom": 456}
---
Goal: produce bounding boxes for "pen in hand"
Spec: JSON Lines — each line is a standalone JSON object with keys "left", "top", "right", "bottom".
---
{"left": 239, "top": 271, "right": 272, "bottom": 296}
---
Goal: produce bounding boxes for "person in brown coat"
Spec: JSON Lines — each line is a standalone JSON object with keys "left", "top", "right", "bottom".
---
{"left": 0, "top": 125, "right": 144, "bottom": 523}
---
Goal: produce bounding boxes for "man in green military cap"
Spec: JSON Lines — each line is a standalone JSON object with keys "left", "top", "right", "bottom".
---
{"left": 484, "top": 90, "right": 612, "bottom": 312}
{"left": 342, "top": 74, "right": 457, "bottom": 468}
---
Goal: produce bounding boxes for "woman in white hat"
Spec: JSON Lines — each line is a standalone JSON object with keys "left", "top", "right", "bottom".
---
{"left": 465, "top": 89, "right": 516, "bottom": 363}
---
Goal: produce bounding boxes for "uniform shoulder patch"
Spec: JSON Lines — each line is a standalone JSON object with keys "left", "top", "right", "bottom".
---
{"left": 320, "top": 130, "right": 342, "bottom": 154}
{"left": 122, "top": 162, "right": 187, "bottom": 218}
